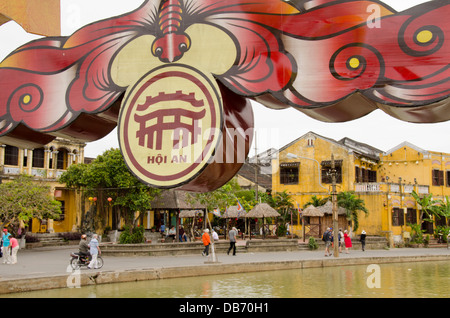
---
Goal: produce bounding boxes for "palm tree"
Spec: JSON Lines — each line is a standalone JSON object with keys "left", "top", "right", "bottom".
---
{"left": 437, "top": 196, "right": 450, "bottom": 226}
{"left": 411, "top": 190, "right": 440, "bottom": 225}
{"left": 273, "top": 190, "right": 294, "bottom": 222}
{"left": 337, "top": 191, "right": 368, "bottom": 232}
{"left": 303, "top": 195, "right": 329, "bottom": 208}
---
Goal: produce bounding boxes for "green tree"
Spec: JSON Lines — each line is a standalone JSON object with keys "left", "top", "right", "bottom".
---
{"left": 411, "top": 190, "right": 440, "bottom": 225}
{"left": 0, "top": 175, "right": 61, "bottom": 233}
{"left": 337, "top": 191, "right": 368, "bottom": 232}
{"left": 59, "top": 148, "right": 160, "bottom": 232}
{"left": 434, "top": 195, "right": 450, "bottom": 227}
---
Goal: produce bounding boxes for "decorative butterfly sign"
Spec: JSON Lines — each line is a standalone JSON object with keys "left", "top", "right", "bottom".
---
{"left": 0, "top": 0, "right": 448, "bottom": 191}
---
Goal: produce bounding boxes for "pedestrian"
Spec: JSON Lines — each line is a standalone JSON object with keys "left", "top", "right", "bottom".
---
{"left": 360, "top": 230, "right": 367, "bottom": 251}
{"left": 2, "top": 229, "right": 11, "bottom": 264}
{"left": 344, "top": 230, "right": 352, "bottom": 254}
{"left": 201, "top": 229, "right": 211, "bottom": 256}
{"left": 9, "top": 236, "right": 19, "bottom": 264}
{"left": 227, "top": 227, "right": 237, "bottom": 256}
{"left": 211, "top": 229, "right": 219, "bottom": 241}
{"left": 339, "top": 228, "right": 344, "bottom": 253}
{"left": 88, "top": 234, "right": 101, "bottom": 269}
{"left": 322, "top": 228, "right": 332, "bottom": 257}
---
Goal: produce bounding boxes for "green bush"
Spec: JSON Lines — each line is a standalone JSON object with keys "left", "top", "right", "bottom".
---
{"left": 276, "top": 223, "right": 287, "bottom": 236}
{"left": 408, "top": 223, "right": 424, "bottom": 244}
{"left": 119, "top": 225, "right": 145, "bottom": 244}
{"left": 434, "top": 225, "right": 450, "bottom": 242}
{"left": 308, "top": 237, "right": 318, "bottom": 250}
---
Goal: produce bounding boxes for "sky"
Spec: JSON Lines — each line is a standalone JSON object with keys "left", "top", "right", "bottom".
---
{"left": 1, "top": 0, "right": 446, "bottom": 158}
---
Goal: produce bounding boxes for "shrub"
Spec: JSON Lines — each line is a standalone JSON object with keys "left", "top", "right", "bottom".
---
{"left": 58, "top": 232, "right": 82, "bottom": 241}
{"left": 119, "top": 225, "right": 145, "bottom": 244}
{"left": 25, "top": 233, "right": 39, "bottom": 243}
{"left": 308, "top": 237, "right": 318, "bottom": 250}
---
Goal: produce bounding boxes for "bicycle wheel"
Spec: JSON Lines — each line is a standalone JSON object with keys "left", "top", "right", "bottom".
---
{"left": 96, "top": 256, "right": 104, "bottom": 269}
{"left": 70, "top": 257, "right": 81, "bottom": 270}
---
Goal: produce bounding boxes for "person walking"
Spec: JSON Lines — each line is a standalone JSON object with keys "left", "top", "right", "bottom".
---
{"left": 323, "top": 228, "right": 332, "bottom": 257}
{"left": 9, "top": 236, "right": 19, "bottom": 264}
{"left": 344, "top": 230, "right": 352, "bottom": 254}
{"left": 201, "top": 229, "right": 211, "bottom": 256}
{"left": 211, "top": 229, "right": 219, "bottom": 241}
{"left": 338, "top": 228, "right": 344, "bottom": 253}
{"left": 360, "top": 230, "right": 367, "bottom": 251}
{"left": 227, "top": 227, "right": 237, "bottom": 256}
{"left": 2, "top": 229, "right": 11, "bottom": 264}
{"left": 88, "top": 234, "right": 101, "bottom": 269}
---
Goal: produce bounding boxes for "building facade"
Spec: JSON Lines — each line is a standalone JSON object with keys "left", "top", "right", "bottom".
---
{"left": 0, "top": 138, "right": 86, "bottom": 233}
{"left": 272, "top": 132, "right": 449, "bottom": 244}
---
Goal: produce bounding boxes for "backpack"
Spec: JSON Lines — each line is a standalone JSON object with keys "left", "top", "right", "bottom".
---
{"left": 322, "top": 232, "right": 327, "bottom": 242}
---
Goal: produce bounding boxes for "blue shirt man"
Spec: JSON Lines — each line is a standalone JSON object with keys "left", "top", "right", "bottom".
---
{"left": 2, "top": 229, "right": 10, "bottom": 247}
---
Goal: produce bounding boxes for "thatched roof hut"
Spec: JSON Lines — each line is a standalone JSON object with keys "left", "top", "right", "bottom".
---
{"left": 221, "top": 206, "right": 246, "bottom": 218}
{"left": 302, "top": 205, "right": 324, "bottom": 217}
{"left": 179, "top": 210, "right": 203, "bottom": 218}
{"left": 316, "top": 201, "right": 347, "bottom": 215}
{"left": 245, "top": 203, "right": 280, "bottom": 218}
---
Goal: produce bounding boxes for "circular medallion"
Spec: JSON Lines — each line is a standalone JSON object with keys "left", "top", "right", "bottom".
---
{"left": 119, "top": 65, "right": 223, "bottom": 188}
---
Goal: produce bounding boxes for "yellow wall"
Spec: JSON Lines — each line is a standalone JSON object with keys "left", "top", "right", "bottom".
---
{"left": 272, "top": 136, "right": 450, "bottom": 239}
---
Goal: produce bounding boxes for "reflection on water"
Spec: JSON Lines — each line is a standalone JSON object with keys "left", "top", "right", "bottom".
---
{"left": 5, "top": 261, "right": 450, "bottom": 298}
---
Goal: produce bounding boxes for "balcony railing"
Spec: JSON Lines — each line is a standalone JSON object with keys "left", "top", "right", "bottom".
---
{"left": 354, "top": 183, "right": 429, "bottom": 194}
{"left": 355, "top": 183, "right": 381, "bottom": 192}
{"left": 3, "top": 166, "right": 66, "bottom": 179}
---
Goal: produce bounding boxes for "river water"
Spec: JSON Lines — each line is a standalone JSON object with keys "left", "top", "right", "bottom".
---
{"left": 5, "top": 260, "right": 450, "bottom": 298}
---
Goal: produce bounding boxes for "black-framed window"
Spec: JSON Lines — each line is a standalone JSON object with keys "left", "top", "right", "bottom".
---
{"left": 355, "top": 167, "right": 377, "bottom": 183}
{"left": 32, "top": 148, "right": 45, "bottom": 168}
{"left": 4, "top": 145, "right": 18, "bottom": 166}
{"left": 57, "top": 149, "right": 67, "bottom": 170}
{"left": 432, "top": 169, "right": 444, "bottom": 186}
{"left": 392, "top": 208, "right": 404, "bottom": 226}
{"left": 280, "top": 162, "right": 300, "bottom": 185}
{"left": 406, "top": 208, "right": 417, "bottom": 224}
{"left": 321, "top": 160, "right": 342, "bottom": 184}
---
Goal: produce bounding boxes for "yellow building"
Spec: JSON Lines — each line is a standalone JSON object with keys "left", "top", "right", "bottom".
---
{"left": 379, "top": 142, "right": 450, "bottom": 240}
{"left": 0, "top": 138, "right": 86, "bottom": 233}
{"left": 272, "top": 132, "right": 450, "bottom": 244}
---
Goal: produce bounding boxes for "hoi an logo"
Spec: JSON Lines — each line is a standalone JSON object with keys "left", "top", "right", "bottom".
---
{"left": 119, "top": 65, "right": 222, "bottom": 188}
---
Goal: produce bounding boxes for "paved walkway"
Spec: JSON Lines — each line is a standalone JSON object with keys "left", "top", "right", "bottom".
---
{"left": 0, "top": 244, "right": 449, "bottom": 294}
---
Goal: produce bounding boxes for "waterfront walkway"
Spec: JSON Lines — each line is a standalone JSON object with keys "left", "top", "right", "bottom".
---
{"left": 0, "top": 244, "right": 449, "bottom": 295}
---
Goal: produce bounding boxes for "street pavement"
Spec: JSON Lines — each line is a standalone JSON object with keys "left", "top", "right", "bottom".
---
{"left": 0, "top": 243, "right": 449, "bottom": 283}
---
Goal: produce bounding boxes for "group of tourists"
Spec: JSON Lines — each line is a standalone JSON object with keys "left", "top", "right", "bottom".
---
{"left": 201, "top": 227, "right": 238, "bottom": 257}
{"left": 1, "top": 229, "right": 20, "bottom": 264}
{"left": 322, "top": 228, "right": 367, "bottom": 256}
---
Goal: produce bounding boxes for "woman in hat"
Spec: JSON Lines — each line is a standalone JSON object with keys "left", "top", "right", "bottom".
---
{"left": 360, "top": 230, "right": 367, "bottom": 252}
